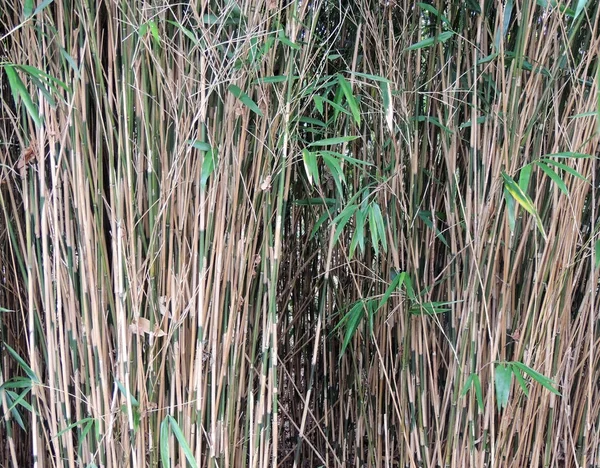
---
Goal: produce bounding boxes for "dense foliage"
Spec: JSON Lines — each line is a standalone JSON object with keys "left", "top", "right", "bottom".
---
{"left": 1, "top": 0, "right": 599, "bottom": 466}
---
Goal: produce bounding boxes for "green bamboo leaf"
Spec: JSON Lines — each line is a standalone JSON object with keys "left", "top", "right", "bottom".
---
{"left": 368, "top": 205, "right": 379, "bottom": 256}
{"left": 349, "top": 71, "right": 391, "bottom": 83}
{"left": 518, "top": 163, "right": 533, "bottom": 193}
{"left": 302, "top": 149, "right": 320, "bottom": 186}
{"left": 544, "top": 152, "right": 594, "bottom": 159}
{"left": 308, "top": 136, "right": 359, "bottom": 147}
{"left": 188, "top": 140, "right": 211, "bottom": 151}
{"left": 494, "top": 364, "right": 512, "bottom": 410}
{"left": 511, "top": 362, "right": 561, "bottom": 395}
{"left": 569, "top": 111, "right": 597, "bottom": 119}
{"left": 321, "top": 153, "right": 345, "bottom": 197}
{"left": 59, "top": 48, "right": 81, "bottom": 78}
{"left": 293, "top": 198, "right": 337, "bottom": 206}
{"left": 574, "top": 0, "right": 590, "bottom": 19}
{"left": 404, "top": 31, "right": 454, "bottom": 52}
{"left": 512, "top": 364, "right": 530, "bottom": 397}
{"left": 5, "top": 65, "right": 42, "bottom": 127}
{"left": 377, "top": 271, "right": 406, "bottom": 311}
{"left": 418, "top": 210, "right": 448, "bottom": 247}
{"left": 17, "top": 64, "right": 70, "bottom": 92}
{"left": 409, "top": 301, "right": 455, "bottom": 315}
{"left": 339, "top": 300, "right": 367, "bottom": 356}
{"left": 337, "top": 74, "right": 360, "bottom": 126}
{"left": 595, "top": 239, "right": 600, "bottom": 269}
{"left": 411, "top": 115, "right": 453, "bottom": 134}
{"left": 116, "top": 380, "right": 139, "bottom": 407}
{"left": 33, "top": 0, "right": 54, "bottom": 15}
{"left": 0, "top": 377, "right": 31, "bottom": 389}
{"left": 332, "top": 205, "right": 358, "bottom": 246}
{"left": 4, "top": 388, "right": 32, "bottom": 415}
{"left": 535, "top": 161, "right": 569, "bottom": 195}
{"left": 228, "top": 84, "right": 263, "bottom": 116}
{"left": 310, "top": 211, "right": 332, "bottom": 239}
{"left": 319, "top": 150, "right": 372, "bottom": 166}
{"left": 166, "top": 20, "right": 199, "bottom": 45}
{"left": 460, "top": 374, "right": 474, "bottom": 397}
{"left": 160, "top": 418, "right": 170, "bottom": 468}
{"left": 23, "top": 0, "right": 34, "bottom": 17}
{"left": 349, "top": 207, "right": 366, "bottom": 258}
{"left": 56, "top": 418, "right": 96, "bottom": 438}
{"left": 371, "top": 203, "right": 387, "bottom": 253}
{"left": 313, "top": 95, "right": 324, "bottom": 115}
{"left": 201, "top": 149, "right": 218, "bottom": 188}
{"left": 541, "top": 159, "right": 588, "bottom": 182}
{"left": 148, "top": 20, "right": 161, "bottom": 45}
{"left": 473, "top": 373, "right": 484, "bottom": 412}
{"left": 3, "top": 343, "right": 39, "bottom": 383}
{"left": 418, "top": 2, "right": 451, "bottom": 25}
{"left": 321, "top": 97, "right": 353, "bottom": 118}
{"left": 299, "top": 117, "right": 326, "bottom": 127}
{"left": 278, "top": 29, "right": 300, "bottom": 50}
{"left": 504, "top": 186, "right": 516, "bottom": 232}
{"left": 501, "top": 171, "right": 547, "bottom": 240}
{"left": 168, "top": 416, "right": 198, "bottom": 468}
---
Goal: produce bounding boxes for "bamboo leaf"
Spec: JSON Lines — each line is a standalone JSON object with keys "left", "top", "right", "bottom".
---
{"left": 313, "top": 95, "right": 324, "bottom": 115}
{"left": 418, "top": 210, "right": 448, "bottom": 247}
{"left": 371, "top": 203, "right": 387, "bottom": 253}
{"left": 308, "top": 136, "right": 359, "bottom": 147}
{"left": 56, "top": 418, "right": 96, "bottom": 438}
{"left": 473, "top": 373, "right": 484, "bottom": 412}
{"left": 168, "top": 416, "right": 198, "bottom": 468}
{"left": 541, "top": 159, "right": 588, "bottom": 182}
{"left": 228, "top": 84, "right": 263, "bottom": 116}
{"left": 302, "top": 149, "right": 320, "bottom": 186}
{"left": 338, "top": 300, "right": 371, "bottom": 356}
{"left": 535, "top": 161, "right": 569, "bottom": 195}
{"left": 33, "top": 0, "right": 54, "bottom": 16}
{"left": 160, "top": 418, "right": 170, "bottom": 468}
{"left": 512, "top": 364, "right": 530, "bottom": 397}
{"left": 518, "top": 163, "right": 533, "bottom": 193}
{"left": 494, "top": 364, "right": 512, "bottom": 410}
{"left": 409, "top": 301, "right": 455, "bottom": 315}
{"left": 349, "top": 71, "right": 391, "bottom": 83}
{"left": 337, "top": 74, "right": 360, "bottom": 126}
{"left": 368, "top": 205, "right": 379, "bottom": 256}
{"left": 404, "top": 31, "right": 454, "bottom": 51}
{"left": 460, "top": 374, "right": 474, "bottom": 397}
{"left": 418, "top": 2, "right": 451, "bottom": 26}
{"left": 201, "top": 149, "right": 218, "bottom": 188}
{"left": 319, "top": 150, "right": 372, "bottom": 166}
{"left": 116, "top": 380, "right": 139, "bottom": 406}
{"left": 501, "top": 171, "right": 547, "bottom": 239}
{"left": 321, "top": 153, "right": 345, "bottom": 197}
{"left": 278, "top": 29, "right": 300, "bottom": 50}
{"left": 377, "top": 271, "right": 406, "bottom": 311}
{"left": 543, "top": 152, "right": 594, "bottom": 159}
{"left": 5, "top": 65, "right": 42, "bottom": 127}
{"left": 3, "top": 343, "right": 39, "bottom": 383}
{"left": 595, "top": 239, "right": 600, "bottom": 269}
{"left": 574, "top": 0, "right": 590, "bottom": 19}
{"left": 333, "top": 205, "right": 358, "bottom": 246}
{"left": 188, "top": 140, "right": 211, "bottom": 151}
{"left": 511, "top": 362, "right": 561, "bottom": 395}
{"left": 23, "top": 0, "right": 34, "bottom": 17}
{"left": 349, "top": 207, "right": 366, "bottom": 258}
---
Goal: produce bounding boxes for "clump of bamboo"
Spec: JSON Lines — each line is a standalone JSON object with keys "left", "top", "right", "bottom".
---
{"left": 1, "top": 0, "right": 599, "bottom": 466}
